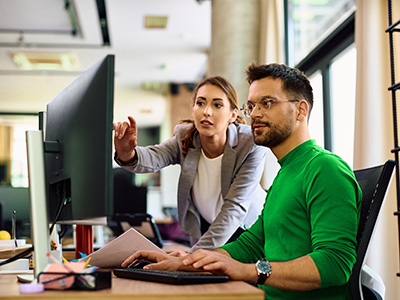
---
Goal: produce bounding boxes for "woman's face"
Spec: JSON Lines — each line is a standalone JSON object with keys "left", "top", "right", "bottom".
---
{"left": 192, "top": 84, "right": 238, "bottom": 140}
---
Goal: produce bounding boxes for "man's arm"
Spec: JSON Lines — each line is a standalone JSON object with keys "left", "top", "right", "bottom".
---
{"left": 183, "top": 249, "right": 321, "bottom": 291}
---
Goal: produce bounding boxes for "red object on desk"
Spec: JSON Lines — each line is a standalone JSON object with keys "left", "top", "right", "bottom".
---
{"left": 75, "top": 225, "right": 94, "bottom": 258}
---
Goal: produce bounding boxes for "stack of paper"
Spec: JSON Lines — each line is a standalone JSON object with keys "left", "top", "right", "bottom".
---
{"left": 81, "top": 228, "right": 166, "bottom": 268}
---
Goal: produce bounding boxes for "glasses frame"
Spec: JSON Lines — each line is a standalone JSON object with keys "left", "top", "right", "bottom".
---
{"left": 240, "top": 98, "right": 300, "bottom": 118}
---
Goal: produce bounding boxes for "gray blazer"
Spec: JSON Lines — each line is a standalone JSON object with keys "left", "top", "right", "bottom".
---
{"left": 117, "top": 122, "right": 267, "bottom": 251}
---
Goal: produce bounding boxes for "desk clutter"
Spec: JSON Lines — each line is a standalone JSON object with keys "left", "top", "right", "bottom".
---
{"left": 0, "top": 244, "right": 33, "bottom": 274}
{"left": 38, "top": 267, "right": 112, "bottom": 290}
{"left": 35, "top": 253, "right": 112, "bottom": 290}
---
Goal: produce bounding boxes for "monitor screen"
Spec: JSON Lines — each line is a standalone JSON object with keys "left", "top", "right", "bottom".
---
{"left": 0, "top": 187, "right": 31, "bottom": 237}
{"left": 44, "top": 55, "right": 114, "bottom": 224}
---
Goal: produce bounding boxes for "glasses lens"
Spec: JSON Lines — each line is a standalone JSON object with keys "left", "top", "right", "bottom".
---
{"left": 241, "top": 103, "right": 250, "bottom": 118}
{"left": 259, "top": 99, "right": 272, "bottom": 111}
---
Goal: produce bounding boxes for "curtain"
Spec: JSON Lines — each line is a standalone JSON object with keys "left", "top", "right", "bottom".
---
{"left": 0, "top": 125, "right": 13, "bottom": 184}
{"left": 258, "top": 0, "right": 285, "bottom": 190}
{"left": 260, "top": 0, "right": 285, "bottom": 64}
{"left": 354, "top": 0, "right": 400, "bottom": 298}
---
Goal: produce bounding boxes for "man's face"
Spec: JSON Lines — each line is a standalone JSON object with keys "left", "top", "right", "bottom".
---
{"left": 248, "top": 77, "right": 297, "bottom": 148}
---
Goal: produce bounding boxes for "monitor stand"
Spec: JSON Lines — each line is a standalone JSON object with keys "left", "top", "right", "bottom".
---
{"left": 75, "top": 225, "right": 94, "bottom": 258}
{"left": 25, "top": 131, "right": 50, "bottom": 280}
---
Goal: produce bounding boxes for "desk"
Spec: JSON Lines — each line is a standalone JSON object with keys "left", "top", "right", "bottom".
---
{"left": 0, "top": 274, "right": 265, "bottom": 300}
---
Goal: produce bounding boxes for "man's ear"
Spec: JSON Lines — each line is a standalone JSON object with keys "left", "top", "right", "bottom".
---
{"left": 297, "top": 100, "right": 309, "bottom": 121}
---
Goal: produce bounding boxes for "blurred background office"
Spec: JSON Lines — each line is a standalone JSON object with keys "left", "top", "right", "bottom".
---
{"left": 0, "top": 0, "right": 399, "bottom": 298}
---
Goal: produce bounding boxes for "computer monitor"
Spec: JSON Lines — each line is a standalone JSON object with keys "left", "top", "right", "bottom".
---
{"left": 0, "top": 187, "right": 31, "bottom": 237}
{"left": 25, "top": 55, "right": 115, "bottom": 278}
{"left": 44, "top": 55, "right": 114, "bottom": 225}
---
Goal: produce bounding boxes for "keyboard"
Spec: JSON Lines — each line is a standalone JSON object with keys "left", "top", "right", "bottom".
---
{"left": 113, "top": 268, "right": 229, "bottom": 285}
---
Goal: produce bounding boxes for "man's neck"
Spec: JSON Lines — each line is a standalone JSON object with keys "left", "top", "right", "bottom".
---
{"left": 271, "top": 131, "right": 311, "bottom": 161}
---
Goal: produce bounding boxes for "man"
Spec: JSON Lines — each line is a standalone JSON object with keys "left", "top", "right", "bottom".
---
{"left": 122, "top": 63, "right": 361, "bottom": 299}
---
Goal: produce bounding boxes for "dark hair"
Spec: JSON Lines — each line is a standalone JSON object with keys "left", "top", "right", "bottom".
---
{"left": 180, "top": 76, "right": 245, "bottom": 156}
{"left": 245, "top": 63, "right": 314, "bottom": 117}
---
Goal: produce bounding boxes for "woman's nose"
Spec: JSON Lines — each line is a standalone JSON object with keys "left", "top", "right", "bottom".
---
{"left": 203, "top": 105, "right": 212, "bottom": 116}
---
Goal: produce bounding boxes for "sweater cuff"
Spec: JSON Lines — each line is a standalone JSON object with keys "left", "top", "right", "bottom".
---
{"left": 114, "top": 151, "right": 137, "bottom": 166}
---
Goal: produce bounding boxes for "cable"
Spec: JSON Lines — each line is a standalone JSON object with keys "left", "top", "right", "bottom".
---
{"left": 0, "top": 246, "right": 33, "bottom": 266}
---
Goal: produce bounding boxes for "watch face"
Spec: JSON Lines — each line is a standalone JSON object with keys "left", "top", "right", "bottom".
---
{"left": 256, "top": 259, "right": 271, "bottom": 284}
{"left": 258, "top": 260, "right": 271, "bottom": 273}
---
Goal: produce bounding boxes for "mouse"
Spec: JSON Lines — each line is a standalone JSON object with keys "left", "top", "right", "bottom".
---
{"left": 127, "top": 259, "right": 153, "bottom": 269}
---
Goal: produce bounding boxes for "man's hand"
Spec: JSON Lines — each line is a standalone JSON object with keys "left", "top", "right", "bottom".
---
{"left": 113, "top": 116, "right": 138, "bottom": 163}
{"left": 168, "top": 250, "right": 188, "bottom": 257}
{"left": 182, "top": 249, "right": 258, "bottom": 282}
{"left": 121, "top": 250, "right": 193, "bottom": 271}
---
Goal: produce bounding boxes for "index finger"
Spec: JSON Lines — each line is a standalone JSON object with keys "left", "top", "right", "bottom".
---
{"left": 182, "top": 249, "right": 210, "bottom": 266}
{"left": 127, "top": 116, "right": 137, "bottom": 129}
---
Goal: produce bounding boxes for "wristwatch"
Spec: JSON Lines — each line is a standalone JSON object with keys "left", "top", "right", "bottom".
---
{"left": 256, "top": 258, "right": 272, "bottom": 285}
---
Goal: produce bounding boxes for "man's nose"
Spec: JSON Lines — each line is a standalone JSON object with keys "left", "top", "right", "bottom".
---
{"left": 250, "top": 104, "right": 262, "bottom": 118}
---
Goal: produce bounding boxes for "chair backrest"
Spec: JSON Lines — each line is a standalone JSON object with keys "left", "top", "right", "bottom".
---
{"left": 112, "top": 213, "right": 164, "bottom": 248}
{"left": 350, "top": 159, "right": 395, "bottom": 300}
{"left": 109, "top": 168, "right": 163, "bottom": 248}
{"left": 113, "top": 167, "right": 147, "bottom": 216}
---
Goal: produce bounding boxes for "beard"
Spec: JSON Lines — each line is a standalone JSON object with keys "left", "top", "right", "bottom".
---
{"left": 252, "top": 118, "right": 295, "bottom": 148}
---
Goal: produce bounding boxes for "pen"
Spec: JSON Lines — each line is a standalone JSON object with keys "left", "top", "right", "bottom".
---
{"left": 83, "top": 257, "right": 91, "bottom": 269}
{"left": 12, "top": 211, "right": 17, "bottom": 256}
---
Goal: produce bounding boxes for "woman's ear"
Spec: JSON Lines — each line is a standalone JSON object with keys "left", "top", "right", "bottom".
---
{"left": 297, "top": 100, "right": 309, "bottom": 121}
{"left": 229, "top": 109, "right": 238, "bottom": 123}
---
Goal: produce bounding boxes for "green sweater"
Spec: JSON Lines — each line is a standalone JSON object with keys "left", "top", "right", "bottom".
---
{"left": 221, "top": 140, "right": 361, "bottom": 300}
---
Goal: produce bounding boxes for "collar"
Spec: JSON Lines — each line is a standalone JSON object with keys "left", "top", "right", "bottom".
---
{"left": 278, "top": 139, "right": 316, "bottom": 167}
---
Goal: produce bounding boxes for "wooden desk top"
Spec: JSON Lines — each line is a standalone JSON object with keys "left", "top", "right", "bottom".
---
{"left": 0, "top": 274, "right": 265, "bottom": 300}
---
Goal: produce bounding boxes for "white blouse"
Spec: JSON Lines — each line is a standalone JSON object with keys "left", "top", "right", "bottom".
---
{"left": 192, "top": 149, "right": 224, "bottom": 224}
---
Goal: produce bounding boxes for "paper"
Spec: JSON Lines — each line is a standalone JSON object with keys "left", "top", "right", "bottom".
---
{"left": 81, "top": 228, "right": 166, "bottom": 268}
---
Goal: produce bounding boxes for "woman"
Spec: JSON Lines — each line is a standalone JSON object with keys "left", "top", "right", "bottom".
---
{"left": 113, "top": 76, "right": 266, "bottom": 251}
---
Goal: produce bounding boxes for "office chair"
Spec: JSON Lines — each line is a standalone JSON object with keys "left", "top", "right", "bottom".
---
{"left": 350, "top": 159, "right": 396, "bottom": 300}
{"left": 110, "top": 213, "right": 164, "bottom": 248}
{"left": 109, "top": 168, "right": 163, "bottom": 248}
{"left": 113, "top": 167, "right": 147, "bottom": 216}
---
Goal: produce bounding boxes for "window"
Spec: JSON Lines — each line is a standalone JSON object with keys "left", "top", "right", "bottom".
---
{"left": 330, "top": 45, "right": 356, "bottom": 166}
{"left": 285, "top": 0, "right": 356, "bottom": 168}
{"left": 286, "top": 0, "right": 356, "bottom": 66}
{"left": 0, "top": 114, "right": 38, "bottom": 187}
{"left": 308, "top": 70, "right": 324, "bottom": 148}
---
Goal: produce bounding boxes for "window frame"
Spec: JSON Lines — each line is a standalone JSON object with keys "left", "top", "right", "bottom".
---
{"left": 284, "top": 6, "right": 355, "bottom": 151}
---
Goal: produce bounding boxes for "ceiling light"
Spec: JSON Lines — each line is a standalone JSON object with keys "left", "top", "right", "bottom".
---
{"left": 144, "top": 16, "right": 168, "bottom": 29}
{"left": 10, "top": 52, "right": 81, "bottom": 71}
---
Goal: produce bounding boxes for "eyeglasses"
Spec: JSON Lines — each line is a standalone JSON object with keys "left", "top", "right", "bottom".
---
{"left": 240, "top": 98, "right": 300, "bottom": 118}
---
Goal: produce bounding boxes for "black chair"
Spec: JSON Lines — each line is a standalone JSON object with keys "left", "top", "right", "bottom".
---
{"left": 113, "top": 167, "right": 147, "bottom": 216}
{"left": 109, "top": 213, "right": 164, "bottom": 248}
{"left": 109, "top": 167, "right": 164, "bottom": 248}
{"left": 350, "top": 159, "right": 396, "bottom": 300}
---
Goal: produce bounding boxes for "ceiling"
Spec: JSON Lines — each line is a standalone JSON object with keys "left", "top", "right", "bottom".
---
{"left": 0, "top": 0, "right": 211, "bottom": 127}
